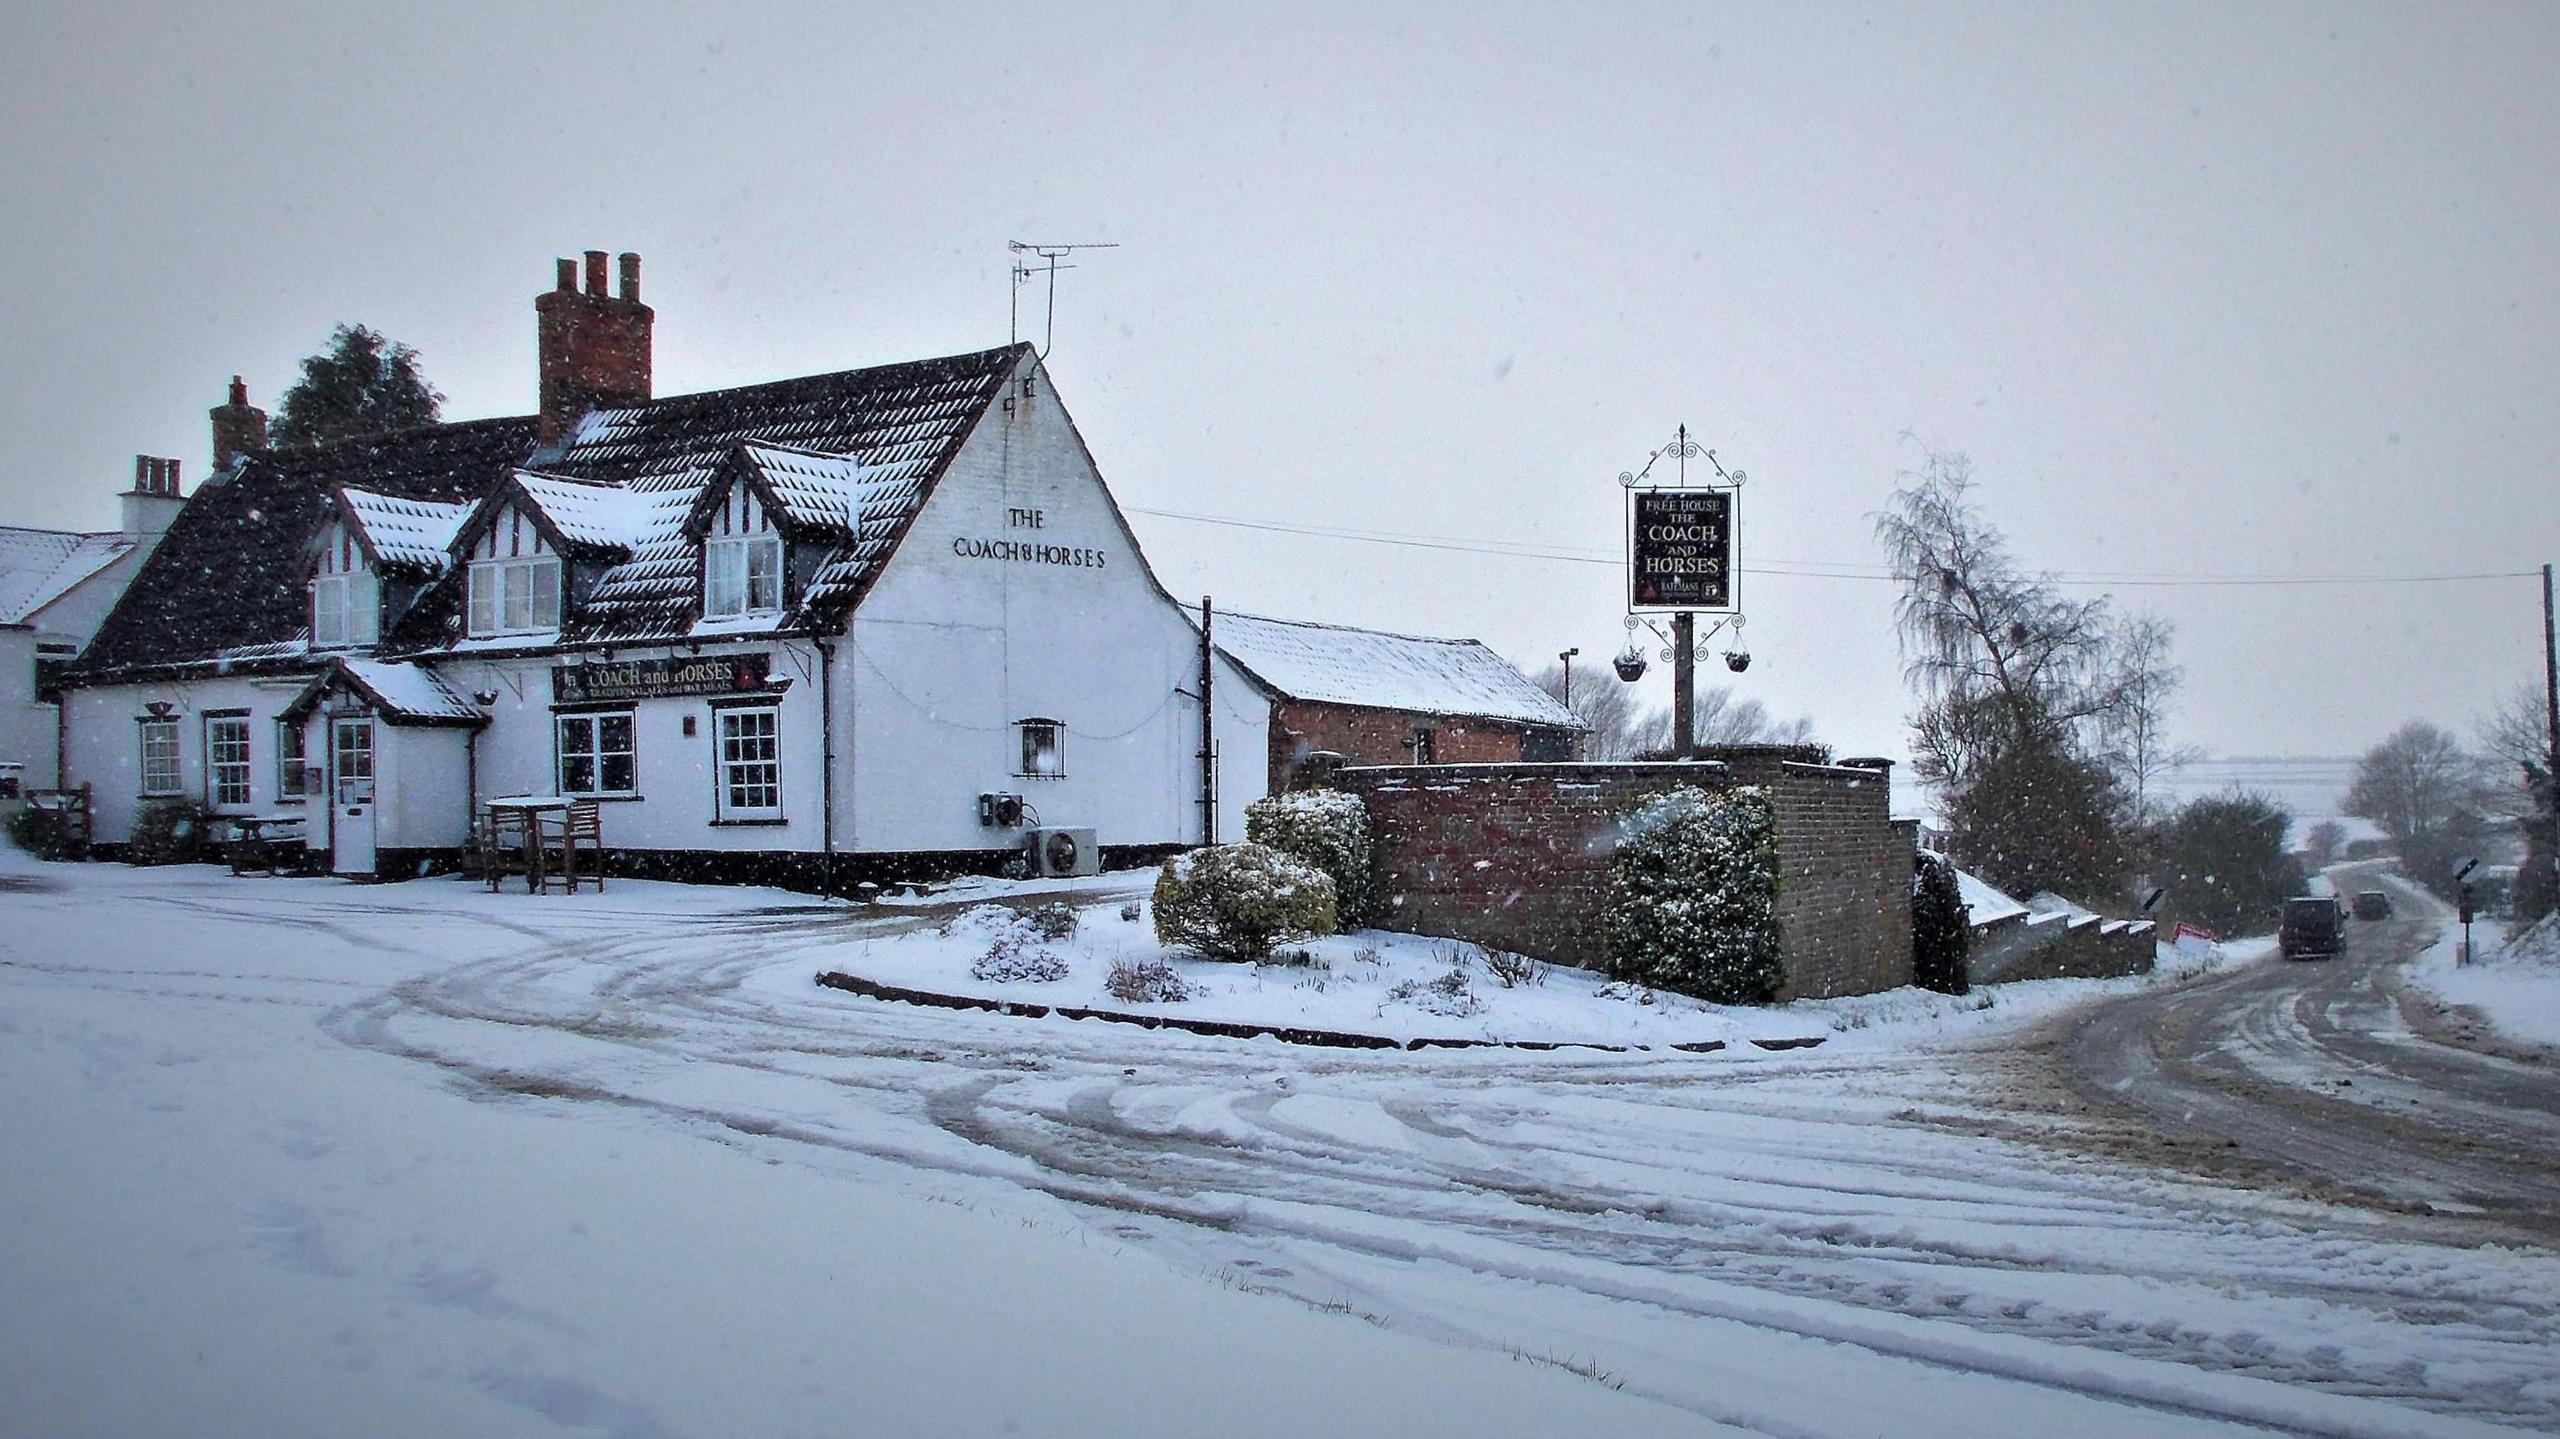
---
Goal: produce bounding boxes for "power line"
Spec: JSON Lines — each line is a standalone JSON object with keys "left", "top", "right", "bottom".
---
{"left": 1121, "top": 505, "right": 2540, "bottom": 591}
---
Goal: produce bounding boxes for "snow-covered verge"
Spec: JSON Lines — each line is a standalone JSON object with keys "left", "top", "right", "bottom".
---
{"left": 819, "top": 883, "right": 2258, "bottom": 1050}
{"left": 2406, "top": 912, "right": 2560, "bottom": 1052}
{"left": 0, "top": 848, "right": 1717, "bottom": 1439}
{"left": 10, "top": 845, "right": 2557, "bottom": 1437}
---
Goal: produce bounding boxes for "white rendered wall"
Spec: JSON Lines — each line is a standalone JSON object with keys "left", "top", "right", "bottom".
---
{"left": 844, "top": 356, "right": 1272, "bottom": 855}
{"left": 60, "top": 674, "right": 324, "bottom": 843}
{"left": 429, "top": 641, "right": 830, "bottom": 854}
{"left": 0, "top": 629, "right": 55, "bottom": 789}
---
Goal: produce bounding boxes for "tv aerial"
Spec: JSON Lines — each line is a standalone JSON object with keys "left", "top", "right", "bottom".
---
{"left": 1009, "top": 240, "right": 1119, "bottom": 358}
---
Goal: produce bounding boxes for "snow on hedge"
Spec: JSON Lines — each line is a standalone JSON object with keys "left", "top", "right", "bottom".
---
{"left": 1152, "top": 842, "right": 1339, "bottom": 960}
{"left": 1604, "top": 786, "right": 1784, "bottom": 1004}
{"left": 1244, "top": 789, "right": 1377, "bottom": 925}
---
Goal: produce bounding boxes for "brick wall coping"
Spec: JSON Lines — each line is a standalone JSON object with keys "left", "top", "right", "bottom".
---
{"left": 1779, "top": 759, "right": 1900, "bottom": 779}
{"left": 1339, "top": 761, "right": 1732, "bottom": 779}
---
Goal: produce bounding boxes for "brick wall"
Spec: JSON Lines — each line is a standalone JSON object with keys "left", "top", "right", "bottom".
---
{"left": 1335, "top": 755, "right": 1914, "bottom": 1000}
{"left": 1268, "top": 700, "right": 1552, "bottom": 792}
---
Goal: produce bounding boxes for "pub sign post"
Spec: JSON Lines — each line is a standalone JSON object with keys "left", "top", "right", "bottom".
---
{"left": 1618, "top": 425, "right": 1749, "bottom": 760}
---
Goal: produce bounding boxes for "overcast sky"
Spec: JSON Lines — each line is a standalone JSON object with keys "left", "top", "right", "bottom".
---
{"left": 3, "top": 2, "right": 2554, "bottom": 764}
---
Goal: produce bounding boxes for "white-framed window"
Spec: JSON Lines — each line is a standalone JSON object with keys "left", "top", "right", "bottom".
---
{"left": 703, "top": 534, "right": 783, "bottom": 618}
{"left": 275, "top": 719, "right": 310, "bottom": 799}
{"left": 205, "top": 714, "right": 252, "bottom": 807}
{"left": 714, "top": 706, "right": 782, "bottom": 820}
{"left": 310, "top": 571, "right": 379, "bottom": 648}
{"left": 1016, "top": 717, "right": 1064, "bottom": 778}
{"left": 468, "top": 556, "right": 562, "bottom": 636}
{"left": 138, "top": 716, "right": 180, "bottom": 796}
{"left": 557, "top": 711, "right": 636, "bottom": 796}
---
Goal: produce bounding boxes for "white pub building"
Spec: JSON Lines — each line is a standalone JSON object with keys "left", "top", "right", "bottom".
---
{"left": 59, "top": 253, "right": 1284, "bottom": 885}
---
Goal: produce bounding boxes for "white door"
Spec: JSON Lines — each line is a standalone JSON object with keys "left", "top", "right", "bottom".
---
{"left": 331, "top": 717, "right": 377, "bottom": 876}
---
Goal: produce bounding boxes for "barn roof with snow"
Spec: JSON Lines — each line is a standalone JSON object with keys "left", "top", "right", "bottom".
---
{"left": 1211, "top": 610, "right": 1582, "bottom": 729}
{"left": 71, "top": 344, "right": 1025, "bottom": 679}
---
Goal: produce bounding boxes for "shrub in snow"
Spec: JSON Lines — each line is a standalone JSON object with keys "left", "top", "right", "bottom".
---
{"left": 1603, "top": 786, "right": 1784, "bottom": 1004}
{"left": 1151, "top": 842, "right": 1338, "bottom": 961}
{"left": 1482, "top": 947, "right": 1548, "bottom": 989}
{"left": 1386, "top": 948, "right": 1483, "bottom": 1017}
{"left": 126, "top": 798, "right": 217, "bottom": 867}
{"left": 1118, "top": 901, "right": 1143, "bottom": 923}
{"left": 6, "top": 803, "right": 83, "bottom": 861}
{"left": 1022, "top": 902, "right": 1080, "bottom": 941}
{"left": 1911, "top": 850, "right": 1971, "bottom": 995}
{"left": 1105, "top": 957, "right": 1192, "bottom": 1004}
{"left": 971, "top": 934, "right": 1070, "bottom": 984}
{"left": 1244, "top": 790, "right": 1377, "bottom": 927}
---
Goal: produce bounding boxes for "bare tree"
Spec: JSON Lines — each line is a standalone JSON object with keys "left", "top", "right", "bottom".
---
{"left": 2345, "top": 720, "right": 2494, "bottom": 896}
{"left": 1533, "top": 663, "right": 1649, "bottom": 760}
{"left": 2099, "top": 613, "right": 2200, "bottom": 822}
{"left": 2479, "top": 682, "right": 2557, "bottom": 923}
{"left": 1874, "top": 450, "right": 2128, "bottom": 786}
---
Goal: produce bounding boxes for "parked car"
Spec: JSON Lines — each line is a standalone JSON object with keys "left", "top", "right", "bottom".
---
{"left": 2352, "top": 890, "right": 2393, "bottom": 921}
{"left": 2280, "top": 896, "right": 2347, "bottom": 960}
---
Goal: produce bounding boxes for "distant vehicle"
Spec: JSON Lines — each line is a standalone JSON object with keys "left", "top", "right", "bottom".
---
{"left": 2280, "top": 897, "right": 2347, "bottom": 960}
{"left": 2352, "top": 890, "right": 2393, "bottom": 921}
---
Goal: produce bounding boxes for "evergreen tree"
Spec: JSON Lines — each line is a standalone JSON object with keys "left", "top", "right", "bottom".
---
{"left": 2154, "top": 792, "right": 2304, "bottom": 937}
{"left": 270, "top": 325, "right": 444, "bottom": 448}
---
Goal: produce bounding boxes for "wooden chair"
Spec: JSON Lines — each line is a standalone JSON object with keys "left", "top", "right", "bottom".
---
{"left": 482, "top": 806, "right": 536, "bottom": 893}
{"left": 538, "top": 800, "right": 604, "bottom": 893}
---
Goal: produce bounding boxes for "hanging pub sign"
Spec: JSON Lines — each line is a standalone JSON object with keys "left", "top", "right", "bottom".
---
{"left": 553, "top": 653, "right": 772, "bottom": 704}
{"left": 1627, "top": 487, "right": 1737, "bottom": 612}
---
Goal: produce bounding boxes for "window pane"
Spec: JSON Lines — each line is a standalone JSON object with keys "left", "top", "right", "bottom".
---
{"left": 313, "top": 578, "right": 343, "bottom": 647}
{"left": 601, "top": 754, "right": 634, "bottom": 794}
{"left": 748, "top": 538, "right": 781, "bottom": 611}
{"left": 531, "top": 559, "right": 560, "bottom": 629}
{"left": 351, "top": 573, "right": 379, "bottom": 644}
{"left": 469, "top": 566, "right": 495, "bottom": 635}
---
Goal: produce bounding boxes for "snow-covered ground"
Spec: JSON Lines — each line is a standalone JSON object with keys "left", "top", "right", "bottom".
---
{"left": 2406, "top": 911, "right": 2560, "bottom": 1052}
{"left": 5, "top": 847, "right": 2556, "bottom": 1437}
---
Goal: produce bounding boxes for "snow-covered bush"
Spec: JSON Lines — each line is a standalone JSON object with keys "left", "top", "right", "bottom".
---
{"left": 6, "top": 803, "right": 82, "bottom": 861}
{"left": 1021, "top": 901, "right": 1079, "bottom": 941}
{"left": 970, "top": 934, "right": 1071, "bottom": 983}
{"left": 126, "top": 798, "right": 216, "bottom": 867}
{"left": 1244, "top": 789, "right": 1377, "bottom": 926}
{"left": 1386, "top": 948, "right": 1483, "bottom": 1017}
{"left": 1151, "top": 843, "right": 1338, "bottom": 960}
{"left": 1602, "top": 786, "right": 1784, "bottom": 1004}
{"left": 1105, "top": 957, "right": 1192, "bottom": 1004}
{"left": 1912, "top": 850, "right": 1971, "bottom": 995}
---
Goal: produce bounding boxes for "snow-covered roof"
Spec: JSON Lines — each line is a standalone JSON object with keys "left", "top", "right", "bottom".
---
{"left": 1212, "top": 611, "right": 1583, "bottom": 729}
{"left": 337, "top": 488, "right": 472, "bottom": 577}
{"left": 283, "top": 657, "right": 484, "bottom": 727}
{"left": 1955, "top": 868, "right": 2030, "bottom": 926}
{"left": 512, "top": 471, "right": 664, "bottom": 554}
{"left": 740, "top": 442, "right": 885, "bottom": 540}
{"left": 0, "top": 526, "right": 134, "bottom": 625}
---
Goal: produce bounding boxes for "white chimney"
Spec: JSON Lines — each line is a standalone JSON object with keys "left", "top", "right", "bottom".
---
{"left": 121, "top": 456, "right": 186, "bottom": 538}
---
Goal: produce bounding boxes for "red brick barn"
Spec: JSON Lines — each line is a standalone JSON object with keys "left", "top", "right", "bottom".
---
{"left": 1208, "top": 611, "right": 1585, "bottom": 793}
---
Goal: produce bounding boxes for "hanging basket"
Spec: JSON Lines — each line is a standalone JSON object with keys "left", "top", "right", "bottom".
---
{"left": 1613, "top": 647, "right": 1649, "bottom": 683}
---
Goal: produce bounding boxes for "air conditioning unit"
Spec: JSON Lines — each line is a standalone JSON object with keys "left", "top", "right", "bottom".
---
{"left": 1024, "top": 826, "right": 1099, "bottom": 878}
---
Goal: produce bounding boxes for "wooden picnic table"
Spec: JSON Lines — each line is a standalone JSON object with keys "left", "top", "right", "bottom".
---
{"left": 225, "top": 814, "right": 310, "bottom": 876}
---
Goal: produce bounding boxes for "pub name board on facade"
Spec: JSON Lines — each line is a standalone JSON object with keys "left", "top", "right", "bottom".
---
{"left": 1627, "top": 487, "right": 1737, "bottom": 612}
{"left": 553, "top": 653, "right": 774, "bottom": 705}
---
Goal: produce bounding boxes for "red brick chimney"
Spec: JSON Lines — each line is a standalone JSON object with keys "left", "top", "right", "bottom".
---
{"left": 536, "top": 250, "right": 652, "bottom": 445}
{"left": 209, "top": 374, "right": 268, "bottom": 472}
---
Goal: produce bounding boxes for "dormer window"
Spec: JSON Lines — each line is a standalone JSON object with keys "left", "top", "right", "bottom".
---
{"left": 311, "top": 571, "right": 379, "bottom": 649}
{"left": 468, "top": 555, "right": 561, "bottom": 636}
{"left": 704, "top": 534, "right": 782, "bottom": 618}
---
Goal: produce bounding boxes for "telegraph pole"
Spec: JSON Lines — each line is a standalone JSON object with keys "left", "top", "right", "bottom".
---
{"left": 2544, "top": 562, "right": 2557, "bottom": 913}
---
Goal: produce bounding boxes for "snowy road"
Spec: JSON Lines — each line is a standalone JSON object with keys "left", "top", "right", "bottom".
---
{"left": 8, "top": 859, "right": 2560, "bottom": 1437}
{"left": 2059, "top": 869, "right": 2560, "bottom": 1242}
